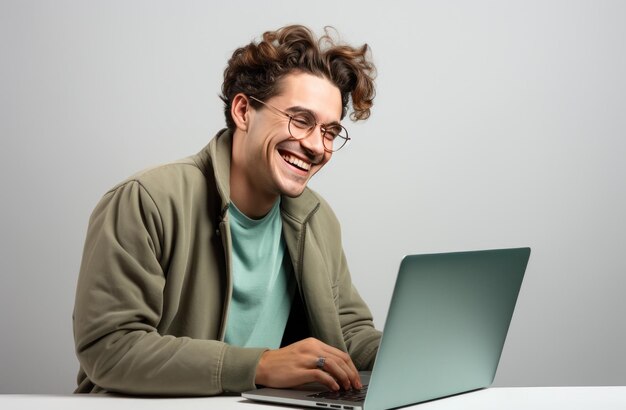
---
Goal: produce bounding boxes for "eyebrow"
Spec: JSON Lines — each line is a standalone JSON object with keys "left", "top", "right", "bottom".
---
{"left": 285, "top": 105, "right": 342, "bottom": 126}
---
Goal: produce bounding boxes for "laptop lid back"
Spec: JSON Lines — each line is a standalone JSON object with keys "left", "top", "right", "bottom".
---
{"left": 364, "top": 247, "right": 530, "bottom": 410}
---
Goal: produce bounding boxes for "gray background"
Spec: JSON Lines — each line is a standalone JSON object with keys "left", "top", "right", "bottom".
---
{"left": 1, "top": 0, "right": 624, "bottom": 394}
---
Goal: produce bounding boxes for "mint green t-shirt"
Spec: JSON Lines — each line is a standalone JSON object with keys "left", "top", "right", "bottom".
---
{"left": 224, "top": 199, "right": 294, "bottom": 349}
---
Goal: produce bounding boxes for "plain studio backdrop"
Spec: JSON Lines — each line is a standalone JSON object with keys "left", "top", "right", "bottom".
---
{"left": 1, "top": 0, "right": 624, "bottom": 394}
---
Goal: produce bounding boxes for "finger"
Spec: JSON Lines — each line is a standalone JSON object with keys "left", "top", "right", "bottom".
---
{"left": 331, "top": 354, "right": 362, "bottom": 390}
{"left": 298, "top": 338, "right": 361, "bottom": 389}
{"left": 308, "top": 369, "right": 340, "bottom": 391}
{"left": 317, "top": 356, "right": 353, "bottom": 390}
{"left": 317, "top": 347, "right": 362, "bottom": 389}
{"left": 311, "top": 358, "right": 356, "bottom": 392}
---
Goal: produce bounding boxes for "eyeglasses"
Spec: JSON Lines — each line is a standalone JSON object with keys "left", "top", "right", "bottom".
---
{"left": 249, "top": 96, "right": 350, "bottom": 152}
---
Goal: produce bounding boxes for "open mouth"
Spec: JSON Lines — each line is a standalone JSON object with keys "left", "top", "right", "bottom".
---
{"left": 280, "top": 151, "right": 311, "bottom": 172}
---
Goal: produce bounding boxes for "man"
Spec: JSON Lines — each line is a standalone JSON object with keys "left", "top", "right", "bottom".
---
{"left": 73, "top": 25, "right": 381, "bottom": 396}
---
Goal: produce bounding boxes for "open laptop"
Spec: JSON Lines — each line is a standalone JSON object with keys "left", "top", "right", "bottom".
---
{"left": 243, "top": 247, "right": 531, "bottom": 410}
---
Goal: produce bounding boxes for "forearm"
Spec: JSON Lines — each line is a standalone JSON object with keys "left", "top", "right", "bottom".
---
{"left": 75, "top": 329, "right": 266, "bottom": 395}
{"left": 343, "top": 322, "right": 381, "bottom": 370}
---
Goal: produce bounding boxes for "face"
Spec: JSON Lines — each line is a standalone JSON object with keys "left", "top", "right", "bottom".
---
{"left": 233, "top": 72, "right": 342, "bottom": 200}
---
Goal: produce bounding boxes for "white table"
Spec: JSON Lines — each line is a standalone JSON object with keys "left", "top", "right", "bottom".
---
{"left": 2, "top": 387, "right": 625, "bottom": 410}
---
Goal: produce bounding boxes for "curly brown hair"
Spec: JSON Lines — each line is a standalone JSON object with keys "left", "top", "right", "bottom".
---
{"left": 220, "top": 25, "right": 376, "bottom": 130}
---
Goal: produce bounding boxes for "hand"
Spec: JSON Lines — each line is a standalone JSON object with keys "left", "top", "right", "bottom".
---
{"left": 254, "top": 337, "right": 362, "bottom": 391}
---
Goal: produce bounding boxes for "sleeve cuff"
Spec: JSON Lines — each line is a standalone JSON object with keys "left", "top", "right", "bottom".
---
{"left": 220, "top": 345, "right": 268, "bottom": 392}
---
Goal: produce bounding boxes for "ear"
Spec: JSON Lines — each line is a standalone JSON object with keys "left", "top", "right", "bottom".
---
{"left": 231, "top": 93, "right": 251, "bottom": 132}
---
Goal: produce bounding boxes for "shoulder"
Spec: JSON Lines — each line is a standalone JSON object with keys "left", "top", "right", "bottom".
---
{"left": 110, "top": 156, "right": 207, "bottom": 194}
{"left": 105, "top": 156, "right": 214, "bottom": 202}
{"left": 98, "top": 155, "right": 219, "bottom": 221}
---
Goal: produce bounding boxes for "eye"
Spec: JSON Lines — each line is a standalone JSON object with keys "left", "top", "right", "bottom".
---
{"left": 290, "top": 113, "right": 316, "bottom": 130}
{"left": 322, "top": 125, "right": 343, "bottom": 140}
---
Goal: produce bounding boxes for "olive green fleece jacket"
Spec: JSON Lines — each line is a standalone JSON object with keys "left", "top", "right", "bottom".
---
{"left": 73, "top": 128, "right": 381, "bottom": 396}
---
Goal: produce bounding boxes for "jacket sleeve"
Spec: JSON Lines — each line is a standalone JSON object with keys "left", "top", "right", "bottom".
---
{"left": 335, "top": 249, "right": 382, "bottom": 371}
{"left": 73, "top": 180, "right": 265, "bottom": 395}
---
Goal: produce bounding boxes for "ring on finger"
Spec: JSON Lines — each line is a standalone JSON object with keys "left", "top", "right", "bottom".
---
{"left": 316, "top": 356, "right": 326, "bottom": 369}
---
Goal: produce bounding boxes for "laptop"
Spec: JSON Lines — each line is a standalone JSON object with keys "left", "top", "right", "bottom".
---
{"left": 243, "top": 247, "right": 531, "bottom": 410}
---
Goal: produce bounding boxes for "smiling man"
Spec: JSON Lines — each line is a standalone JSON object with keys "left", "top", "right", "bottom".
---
{"left": 73, "top": 25, "right": 381, "bottom": 396}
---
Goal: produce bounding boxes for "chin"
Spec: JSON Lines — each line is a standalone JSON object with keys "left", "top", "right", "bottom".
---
{"left": 280, "top": 187, "right": 307, "bottom": 198}
{"left": 278, "top": 181, "right": 309, "bottom": 198}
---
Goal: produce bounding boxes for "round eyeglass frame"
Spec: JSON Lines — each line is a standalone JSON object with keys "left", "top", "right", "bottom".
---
{"left": 248, "top": 96, "right": 350, "bottom": 152}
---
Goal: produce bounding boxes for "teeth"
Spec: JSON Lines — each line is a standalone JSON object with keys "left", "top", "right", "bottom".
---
{"left": 281, "top": 153, "right": 311, "bottom": 171}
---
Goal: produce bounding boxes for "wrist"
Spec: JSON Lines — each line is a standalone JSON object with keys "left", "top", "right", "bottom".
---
{"left": 254, "top": 349, "right": 271, "bottom": 386}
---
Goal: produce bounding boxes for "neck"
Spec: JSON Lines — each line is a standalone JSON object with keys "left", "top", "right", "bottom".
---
{"left": 230, "top": 152, "right": 278, "bottom": 220}
{"left": 229, "top": 173, "right": 279, "bottom": 219}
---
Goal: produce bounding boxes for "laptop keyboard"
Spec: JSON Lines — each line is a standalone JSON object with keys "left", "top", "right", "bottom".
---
{"left": 308, "top": 385, "right": 368, "bottom": 402}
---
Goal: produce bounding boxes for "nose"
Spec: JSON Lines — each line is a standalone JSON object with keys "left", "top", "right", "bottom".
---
{"left": 299, "top": 125, "right": 327, "bottom": 156}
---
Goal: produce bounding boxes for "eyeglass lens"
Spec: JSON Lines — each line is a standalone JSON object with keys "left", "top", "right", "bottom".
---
{"left": 287, "top": 118, "right": 348, "bottom": 152}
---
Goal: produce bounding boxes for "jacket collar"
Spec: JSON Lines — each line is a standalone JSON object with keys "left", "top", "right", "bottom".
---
{"left": 194, "top": 128, "right": 321, "bottom": 224}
